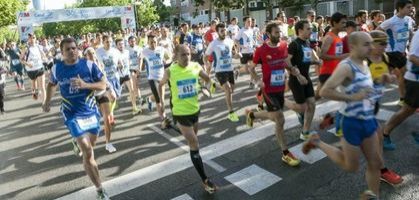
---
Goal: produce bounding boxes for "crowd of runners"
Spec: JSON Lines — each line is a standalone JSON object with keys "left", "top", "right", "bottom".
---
{"left": 1, "top": 0, "right": 419, "bottom": 199}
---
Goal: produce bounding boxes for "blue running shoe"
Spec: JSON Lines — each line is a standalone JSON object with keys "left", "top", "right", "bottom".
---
{"left": 383, "top": 136, "right": 396, "bottom": 150}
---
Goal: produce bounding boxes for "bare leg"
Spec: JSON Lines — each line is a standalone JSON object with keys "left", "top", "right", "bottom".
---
{"left": 76, "top": 134, "right": 102, "bottom": 189}
{"left": 383, "top": 104, "right": 415, "bottom": 136}
{"left": 361, "top": 133, "right": 383, "bottom": 196}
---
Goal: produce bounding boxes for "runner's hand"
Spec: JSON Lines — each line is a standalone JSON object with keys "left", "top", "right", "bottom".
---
{"left": 350, "top": 88, "right": 373, "bottom": 101}
{"left": 71, "top": 75, "right": 87, "bottom": 89}
{"left": 297, "top": 74, "right": 308, "bottom": 85}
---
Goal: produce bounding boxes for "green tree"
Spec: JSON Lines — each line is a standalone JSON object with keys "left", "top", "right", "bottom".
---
{"left": 135, "top": 0, "right": 160, "bottom": 27}
{"left": 154, "top": 0, "right": 173, "bottom": 23}
{"left": 0, "top": 0, "right": 28, "bottom": 27}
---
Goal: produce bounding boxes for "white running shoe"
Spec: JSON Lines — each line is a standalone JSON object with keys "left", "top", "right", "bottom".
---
{"left": 105, "top": 143, "right": 117, "bottom": 153}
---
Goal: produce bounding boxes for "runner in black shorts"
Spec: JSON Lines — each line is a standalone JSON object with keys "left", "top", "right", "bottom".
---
{"left": 284, "top": 20, "right": 320, "bottom": 140}
{"left": 173, "top": 111, "right": 200, "bottom": 127}
{"left": 215, "top": 71, "right": 235, "bottom": 86}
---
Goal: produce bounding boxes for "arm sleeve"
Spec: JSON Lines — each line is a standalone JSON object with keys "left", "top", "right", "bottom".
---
{"left": 288, "top": 41, "right": 298, "bottom": 56}
{"left": 49, "top": 65, "right": 58, "bottom": 85}
{"left": 252, "top": 47, "right": 261, "bottom": 64}
{"left": 378, "top": 18, "right": 391, "bottom": 30}
{"left": 205, "top": 42, "right": 213, "bottom": 56}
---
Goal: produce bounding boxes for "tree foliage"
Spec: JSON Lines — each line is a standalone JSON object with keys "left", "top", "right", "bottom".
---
{"left": 154, "top": 0, "right": 173, "bottom": 23}
{"left": 135, "top": 0, "right": 160, "bottom": 27}
{"left": 0, "top": 0, "right": 28, "bottom": 27}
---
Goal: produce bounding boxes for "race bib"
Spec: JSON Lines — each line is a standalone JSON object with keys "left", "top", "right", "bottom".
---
{"left": 196, "top": 43, "right": 204, "bottom": 51}
{"left": 270, "top": 70, "right": 285, "bottom": 86}
{"left": 310, "top": 32, "right": 318, "bottom": 41}
{"left": 177, "top": 78, "right": 197, "bottom": 99}
{"left": 396, "top": 27, "right": 409, "bottom": 42}
{"left": 12, "top": 59, "right": 20, "bottom": 66}
{"left": 363, "top": 99, "right": 373, "bottom": 111}
{"left": 303, "top": 47, "right": 312, "bottom": 63}
{"left": 76, "top": 115, "right": 99, "bottom": 131}
{"left": 335, "top": 42, "right": 343, "bottom": 56}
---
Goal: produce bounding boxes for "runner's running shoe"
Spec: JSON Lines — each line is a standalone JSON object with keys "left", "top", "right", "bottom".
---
{"left": 383, "top": 136, "right": 396, "bottom": 150}
{"left": 245, "top": 109, "right": 254, "bottom": 128}
{"left": 105, "top": 143, "right": 117, "bottom": 153}
{"left": 302, "top": 134, "right": 320, "bottom": 154}
{"left": 281, "top": 152, "right": 300, "bottom": 167}
{"left": 380, "top": 169, "right": 403, "bottom": 185}
{"left": 96, "top": 189, "right": 110, "bottom": 200}
{"left": 228, "top": 112, "right": 239, "bottom": 122}
{"left": 360, "top": 190, "right": 378, "bottom": 200}
{"left": 203, "top": 179, "right": 217, "bottom": 194}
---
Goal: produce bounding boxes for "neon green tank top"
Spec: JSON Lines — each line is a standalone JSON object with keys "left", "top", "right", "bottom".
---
{"left": 169, "top": 62, "right": 201, "bottom": 115}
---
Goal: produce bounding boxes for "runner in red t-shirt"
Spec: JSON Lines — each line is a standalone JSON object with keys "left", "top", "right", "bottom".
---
{"left": 204, "top": 20, "right": 218, "bottom": 74}
{"left": 245, "top": 22, "right": 308, "bottom": 167}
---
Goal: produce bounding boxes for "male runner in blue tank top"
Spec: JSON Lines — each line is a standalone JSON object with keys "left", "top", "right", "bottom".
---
{"left": 42, "top": 38, "right": 110, "bottom": 200}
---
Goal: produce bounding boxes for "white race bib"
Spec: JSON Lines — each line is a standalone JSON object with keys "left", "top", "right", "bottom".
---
{"left": 76, "top": 115, "right": 98, "bottom": 131}
{"left": 303, "top": 47, "right": 312, "bottom": 63}
{"left": 270, "top": 70, "right": 285, "bottom": 86}
{"left": 177, "top": 78, "right": 197, "bottom": 99}
{"left": 335, "top": 43, "right": 343, "bottom": 55}
{"left": 396, "top": 28, "right": 409, "bottom": 42}
{"left": 310, "top": 32, "right": 318, "bottom": 41}
{"left": 12, "top": 59, "right": 20, "bottom": 66}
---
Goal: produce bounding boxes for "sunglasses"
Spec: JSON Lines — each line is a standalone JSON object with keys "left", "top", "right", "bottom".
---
{"left": 375, "top": 41, "right": 388, "bottom": 46}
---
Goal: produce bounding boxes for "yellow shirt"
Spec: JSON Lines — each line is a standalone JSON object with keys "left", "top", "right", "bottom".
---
{"left": 369, "top": 61, "right": 389, "bottom": 81}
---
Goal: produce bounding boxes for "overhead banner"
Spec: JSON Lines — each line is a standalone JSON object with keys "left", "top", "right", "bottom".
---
{"left": 17, "top": 6, "right": 135, "bottom": 25}
{"left": 121, "top": 17, "right": 136, "bottom": 30}
{"left": 18, "top": 25, "right": 34, "bottom": 42}
{"left": 17, "top": 5, "right": 136, "bottom": 41}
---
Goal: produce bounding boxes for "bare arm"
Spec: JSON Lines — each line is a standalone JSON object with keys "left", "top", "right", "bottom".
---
{"left": 410, "top": 54, "right": 419, "bottom": 66}
{"left": 320, "top": 63, "right": 370, "bottom": 101}
{"left": 42, "top": 83, "right": 58, "bottom": 112}
{"left": 320, "top": 36, "right": 348, "bottom": 60}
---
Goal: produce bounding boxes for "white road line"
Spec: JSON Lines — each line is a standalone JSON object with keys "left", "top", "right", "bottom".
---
{"left": 224, "top": 164, "right": 282, "bottom": 195}
{"left": 148, "top": 124, "right": 227, "bottom": 173}
{"left": 56, "top": 101, "right": 341, "bottom": 200}
{"left": 171, "top": 194, "right": 194, "bottom": 200}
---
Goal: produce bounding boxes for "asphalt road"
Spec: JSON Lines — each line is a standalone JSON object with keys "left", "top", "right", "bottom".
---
{"left": 0, "top": 65, "right": 418, "bottom": 200}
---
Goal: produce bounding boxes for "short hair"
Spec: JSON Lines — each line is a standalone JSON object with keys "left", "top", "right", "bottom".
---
{"left": 356, "top": 10, "right": 368, "bottom": 18}
{"left": 295, "top": 20, "right": 309, "bottom": 35}
{"left": 243, "top": 16, "right": 251, "bottom": 22}
{"left": 210, "top": 20, "right": 218, "bottom": 25}
{"left": 216, "top": 23, "right": 226, "bottom": 32}
{"left": 348, "top": 31, "right": 370, "bottom": 46}
{"left": 396, "top": 0, "right": 413, "bottom": 12}
{"left": 231, "top": 17, "right": 238, "bottom": 22}
{"left": 102, "top": 35, "right": 110, "bottom": 41}
{"left": 128, "top": 35, "right": 137, "bottom": 41}
{"left": 370, "top": 10, "right": 381, "bottom": 19}
{"left": 115, "top": 38, "right": 123, "bottom": 45}
{"left": 191, "top": 24, "right": 198, "bottom": 29}
{"left": 147, "top": 33, "right": 157, "bottom": 39}
{"left": 330, "top": 12, "right": 347, "bottom": 26}
{"left": 369, "top": 30, "right": 388, "bottom": 41}
{"left": 316, "top": 15, "right": 324, "bottom": 21}
{"left": 60, "top": 37, "right": 76, "bottom": 50}
{"left": 181, "top": 23, "right": 188, "bottom": 28}
{"left": 265, "top": 22, "right": 279, "bottom": 34}
{"left": 306, "top": 10, "right": 315, "bottom": 15}
{"left": 346, "top": 20, "right": 357, "bottom": 28}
